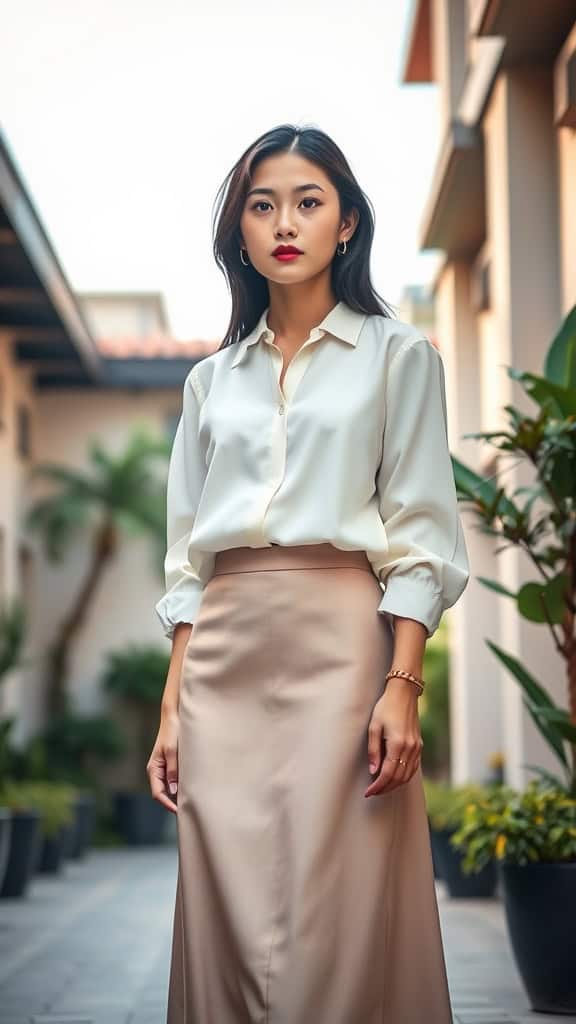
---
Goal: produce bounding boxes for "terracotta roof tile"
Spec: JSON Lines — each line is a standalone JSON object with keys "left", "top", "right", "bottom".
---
{"left": 95, "top": 334, "right": 222, "bottom": 359}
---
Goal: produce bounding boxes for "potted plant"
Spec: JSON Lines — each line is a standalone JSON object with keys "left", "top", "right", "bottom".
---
{"left": 452, "top": 304, "right": 576, "bottom": 1011}
{"left": 101, "top": 644, "right": 172, "bottom": 845}
{"left": 33, "top": 711, "right": 125, "bottom": 858}
{"left": 0, "top": 801, "right": 12, "bottom": 893}
{"left": 0, "top": 780, "right": 77, "bottom": 881}
{"left": 0, "top": 782, "right": 42, "bottom": 898}
{"left": 6, "top": 709, "right": 125, "bottom": 859}
{"left": 32, "top": 782, "right": 77, "bottom": 874}
{"left": 423, "top": 777, "right": 500, "bottom": 897}
{"left": 0, "top": 598, "right": 33, "bottom": 894}
{"left": 451, "top": 780, "right": 576, "bottom": 1013}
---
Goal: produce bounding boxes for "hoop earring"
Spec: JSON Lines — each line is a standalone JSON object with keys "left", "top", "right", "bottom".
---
{"left": 336, "top": 240, "right": 348, "bottom": 256}
{"left": 240, "top": 247, "right": 250, "bottom": 267}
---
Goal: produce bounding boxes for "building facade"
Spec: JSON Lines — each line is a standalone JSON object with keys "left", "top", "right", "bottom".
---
{"left": 402, "top": 0, "right": 576, "bottom": 786}
{"left": 0, "top": 126, "right": 217, "bottom": 747}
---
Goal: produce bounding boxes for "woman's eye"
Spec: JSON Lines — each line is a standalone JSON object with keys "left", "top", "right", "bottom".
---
{"left": 250, "top": 198, "right": 320, "bottom": 212}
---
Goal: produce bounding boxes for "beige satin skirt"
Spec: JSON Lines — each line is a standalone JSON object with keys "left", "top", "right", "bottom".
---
{"left": 167, "top": 543, "right": 453, "bottom": 1024}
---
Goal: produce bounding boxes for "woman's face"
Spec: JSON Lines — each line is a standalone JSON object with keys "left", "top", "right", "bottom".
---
{"left": 239, "top": 151, "right": 358, "bottom": 285}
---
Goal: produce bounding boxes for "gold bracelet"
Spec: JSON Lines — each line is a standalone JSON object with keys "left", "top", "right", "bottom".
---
{"left": 385, "top": 668, "right": 425, "bottom": 696}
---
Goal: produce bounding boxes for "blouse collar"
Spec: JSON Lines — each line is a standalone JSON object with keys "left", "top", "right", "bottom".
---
{"left": 230, "top": 300, "right": 367, "bottom": 368}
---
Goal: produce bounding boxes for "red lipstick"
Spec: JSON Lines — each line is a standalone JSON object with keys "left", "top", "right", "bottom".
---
{"left": 273, "top": 245, "right": 303, "bottom": 262}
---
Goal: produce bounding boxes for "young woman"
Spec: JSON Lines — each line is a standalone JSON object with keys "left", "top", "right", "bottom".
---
{"left": 148, "top": 123, "right": 470, "bottom": 1024}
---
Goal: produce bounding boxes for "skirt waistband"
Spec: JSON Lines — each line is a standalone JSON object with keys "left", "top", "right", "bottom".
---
{"left": 213, "top": 543, "right": 374, "bottom": 575}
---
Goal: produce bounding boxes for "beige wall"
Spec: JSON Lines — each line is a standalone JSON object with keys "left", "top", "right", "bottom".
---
{"left": 426, "top": 7, "right": 575, "bottom": 788}
{"left": 0, "top": 331, "right": 43, "bottom": 739}
{"left": 1, "top": 328, "right": 181, "bottom": 743}
{"left": 80, "top": 294, "right": 168, "bottom": 339}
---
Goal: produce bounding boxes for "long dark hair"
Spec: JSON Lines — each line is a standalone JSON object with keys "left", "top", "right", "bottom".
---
{"left": 212, "top": 123, "right": 395, "bottom": 351}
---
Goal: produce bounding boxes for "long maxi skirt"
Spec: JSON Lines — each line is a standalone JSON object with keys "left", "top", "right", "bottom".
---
{"left": 167, "top": 542, "right": 453, "bottom": 1024}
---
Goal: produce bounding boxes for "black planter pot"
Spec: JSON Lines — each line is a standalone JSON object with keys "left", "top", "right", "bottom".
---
{"left": 499, "top": 861, "right": 576, "bottom": 1014}
{"left": 433, "top": 826, "right": 497, "bottom": 898}
{"left": 0, "top": 807, "right": 13, "bottom": 890}
{"left": 36, "top": 826, "right": 67, "bottom": 874}
{"left": 0, "top": 809, "right": 42, "bottom": 899}
{"left": 68, "top": 792, "right": 96, "bottom": 859}
{"left": 114, "top": 790, "right": 168, "bottom": 846}
{"left": 60, "top": 819, "right": 76, "bottom": 859}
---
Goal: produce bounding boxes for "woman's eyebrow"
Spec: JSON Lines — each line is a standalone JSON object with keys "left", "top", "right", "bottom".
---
{"left": 246, "top": 183, "right": 326, "bottom": 198}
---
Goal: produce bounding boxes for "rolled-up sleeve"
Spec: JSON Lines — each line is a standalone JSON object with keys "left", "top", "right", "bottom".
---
{"left": 375, "top": 335, "right": 470, "bottom": 638}
{"left": 154, "top": 369, "right": 214, "bottom": 639}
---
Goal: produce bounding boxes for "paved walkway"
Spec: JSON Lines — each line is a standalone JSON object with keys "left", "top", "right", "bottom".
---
{"left": 0, "top": 842, "right": 573, "bottom": 1024}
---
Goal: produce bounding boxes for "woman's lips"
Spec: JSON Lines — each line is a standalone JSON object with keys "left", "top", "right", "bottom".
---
{"left": 273, "top": 251, "right": 302, "bottom": 262}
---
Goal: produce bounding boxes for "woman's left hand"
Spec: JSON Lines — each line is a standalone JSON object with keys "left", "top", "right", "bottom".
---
{"left": 364, "top": 678, "right": 423, "bottom": 797}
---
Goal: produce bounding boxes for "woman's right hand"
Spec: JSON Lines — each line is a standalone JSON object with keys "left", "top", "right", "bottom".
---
{"left": 147, "top": 710, "right": 180, "bottom": 814}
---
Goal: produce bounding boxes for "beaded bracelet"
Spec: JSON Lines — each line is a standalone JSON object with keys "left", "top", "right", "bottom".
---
{"left": 385, "top": 668, "right": 425, "bottom": 696}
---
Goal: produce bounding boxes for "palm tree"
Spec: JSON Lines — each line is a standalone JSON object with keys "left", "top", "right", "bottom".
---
{"left": 25, "top": 428, "right": 170, "bottom": 718}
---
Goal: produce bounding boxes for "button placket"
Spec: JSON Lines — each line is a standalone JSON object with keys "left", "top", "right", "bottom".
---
{"left": 258, "top": 327, "right": 326, "bottom": 542}
{"left": 269, "top": 327, "right": 325, "bottom": 406}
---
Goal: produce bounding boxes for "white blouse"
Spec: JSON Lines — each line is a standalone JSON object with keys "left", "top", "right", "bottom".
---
{"left": 155, "top": 300, "right": 470, "bottom": 640}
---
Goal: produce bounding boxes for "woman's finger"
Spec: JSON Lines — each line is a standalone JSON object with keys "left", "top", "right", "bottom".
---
{"left": 164, "top": 742, "right": 179, "bottom": 799}
{"left": 147, "top": 749, "right": 178, "bottom": 815}
{"left": 364, "top": 737, "right": 406, "bottom": 797}
{"left": 366, "top": 715, "right": 383, "bottom": 777}
{"left": 380, "top": 737, "right": 423, "bottom": 794}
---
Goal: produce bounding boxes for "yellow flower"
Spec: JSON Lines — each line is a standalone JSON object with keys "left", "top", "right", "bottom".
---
{"left": 495, "top": 834, "right": 507, "bottom": 858}
{"left": 488, "top": 751, "right": 504, "bottom": 768}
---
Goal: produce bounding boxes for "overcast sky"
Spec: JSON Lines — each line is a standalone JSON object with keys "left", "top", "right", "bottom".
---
{"left": 0, "top": 0, "right": 441, "bottom": 340}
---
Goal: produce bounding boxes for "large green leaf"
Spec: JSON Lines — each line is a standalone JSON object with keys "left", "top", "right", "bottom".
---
{"left": 451, "top": 457, "right": 518, "bottom": 517}
{"left": 517, "top": 574, "right": 569, "bottom": 624}
{"left": 544, "top": 304, "right": 576, "bottom": 388}
{"left": 507, "top": 369, "right": 576, "bottom": 418}
{"left": 476, "top": 576, "right": 517, "bottom": 599}
{"left": 486, "top": 639, "right": 569, "bottom": 768}
{"left": 522, "top": 762, "right": 570, "bottom": 791}
{"left": 526, "top": 703, "right": 576, "bottom": 744}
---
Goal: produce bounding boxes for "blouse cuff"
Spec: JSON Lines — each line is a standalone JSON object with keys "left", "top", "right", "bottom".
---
{"left": 154, "top": 581, "right": 205, "bottom": 639}
{"left": 377, "top": 573, "right": 444, "bottom": 639}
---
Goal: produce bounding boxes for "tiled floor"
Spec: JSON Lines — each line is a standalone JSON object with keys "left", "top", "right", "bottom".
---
{"left": 0, "top": 842, "right": 573, "bottom": 1023}
{"left": 441, "top": 888, "right": 574, "bottom": 1024}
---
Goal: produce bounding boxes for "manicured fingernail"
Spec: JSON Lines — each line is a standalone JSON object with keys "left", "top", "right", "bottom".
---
{"left": 169, "top": 782, "right": 178, "bottom": 795}
{"left": 369, "top": 764, "right": 377, "bottom": 773}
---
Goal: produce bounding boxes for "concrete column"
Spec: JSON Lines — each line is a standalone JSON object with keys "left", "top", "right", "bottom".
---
{"left": 555, "top": 21, "right": 576, "bottom": 312}
{"left": 436, "top": 260, "right": 503, "bottom": 783}
{"left": 483, "top": 68, "right": 565, "bottom": 789}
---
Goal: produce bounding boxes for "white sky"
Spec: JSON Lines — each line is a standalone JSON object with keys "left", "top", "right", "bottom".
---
{"left": 0, "top": 0, "right": 441, "bottom": 340}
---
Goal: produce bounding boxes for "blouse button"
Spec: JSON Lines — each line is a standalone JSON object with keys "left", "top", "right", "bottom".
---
{"left": 278, "top": 404, "right": 285, "bottom": 415}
